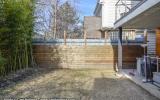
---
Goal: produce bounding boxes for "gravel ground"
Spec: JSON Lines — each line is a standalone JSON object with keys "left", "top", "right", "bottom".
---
{"left": 0, "top": 68, "right": 159, "bottom": 100}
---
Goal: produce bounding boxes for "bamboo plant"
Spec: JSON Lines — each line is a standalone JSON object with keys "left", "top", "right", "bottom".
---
{"left": 0, "top": 0, "right": 35, "bottom": 76}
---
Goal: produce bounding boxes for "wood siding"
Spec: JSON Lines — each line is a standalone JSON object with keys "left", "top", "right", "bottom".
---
{"left": 156, "top": 28, "right": 160, "bottom": 57}
{"left": 122, "top": 45, "right": 144, "bottom": 69}
{"left": 102, "top": 0, "right": 118, "bottom": 28}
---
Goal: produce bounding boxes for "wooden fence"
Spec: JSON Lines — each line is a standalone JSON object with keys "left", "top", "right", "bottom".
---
{"left": 33, "top": 43, "right": 144, "bottom": 70}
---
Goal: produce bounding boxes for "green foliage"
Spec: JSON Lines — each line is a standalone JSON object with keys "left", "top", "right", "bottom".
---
{"left": 0, "top": 0, "right": 35, "bottom": 76}
{"left": 0, "top": 52, "right": 6, "bottom": 75}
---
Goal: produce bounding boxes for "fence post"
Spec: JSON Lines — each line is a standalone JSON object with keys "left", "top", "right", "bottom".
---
{"left": 105, "top": 31, "right": 108, "bottom": 44}
{"left": 144, "top": 29, "right": 148, "bottom": 44}
{"left": 64, "top": 30, "right": 67, "bottom": 46}
{"left": 84, "top": 31, "right": 87, "bottom": 46}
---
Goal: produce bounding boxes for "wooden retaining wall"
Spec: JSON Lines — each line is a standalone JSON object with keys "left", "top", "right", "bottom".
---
{"left": 33, "top": 44, "right": 143, "bottom": 69}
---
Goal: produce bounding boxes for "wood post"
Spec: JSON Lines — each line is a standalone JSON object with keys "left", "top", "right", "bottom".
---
{"left": 64, "top": 31, "right": 67, "bottom": 46}
{"left": 84, "top": 31, "right": 87, "bottom": 46}
{"left": 156, "top": 28, "right": 160, "bottom": 57}
{"left": 105, "top": 31, "right": 108, "bottom": 44}
{"left": 144, "top": 29, "right": 148, "bottom": 44}
{"left": 143, "top": 29, "right": 148, "bottom": 56}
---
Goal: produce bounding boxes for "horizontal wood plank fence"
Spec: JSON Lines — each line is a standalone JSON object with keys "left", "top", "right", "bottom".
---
{"left": 33, "top": 43, "right": 144, "bottom": 70}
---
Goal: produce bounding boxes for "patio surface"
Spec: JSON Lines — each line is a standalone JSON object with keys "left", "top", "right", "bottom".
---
{"left": 0, "top": 68, "right": 159, "bottom": 100}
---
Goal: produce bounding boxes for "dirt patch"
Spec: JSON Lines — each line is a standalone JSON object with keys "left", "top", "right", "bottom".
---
{"left": 0, "top": 68, "right": 159, "bottom": 100}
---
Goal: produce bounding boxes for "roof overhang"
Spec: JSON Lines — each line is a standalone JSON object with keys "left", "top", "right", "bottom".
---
{"left": 114, "top": 0, "right": 160, "bottom": 29}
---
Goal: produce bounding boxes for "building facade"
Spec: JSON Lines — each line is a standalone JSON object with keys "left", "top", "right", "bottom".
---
{"left": 84, "top": 16, "right": 103, "bottom": 39}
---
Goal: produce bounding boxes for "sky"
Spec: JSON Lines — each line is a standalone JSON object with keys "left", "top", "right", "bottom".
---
{"left": 63, "top": 0, "right": 97, "bottom": 20}
{"left": 76, "top": 0, "right": 97, "bottom": 19}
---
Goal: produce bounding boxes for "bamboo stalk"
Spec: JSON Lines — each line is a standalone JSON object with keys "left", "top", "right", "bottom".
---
{"left": 0, "top": 0, "right": 35, "bottom": 76}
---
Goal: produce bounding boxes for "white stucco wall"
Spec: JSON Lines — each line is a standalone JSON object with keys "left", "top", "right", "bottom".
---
{"left": 101, "top": 0, "right": 133, "bottom": 28}
{"left": 101, "top": 0, "right": 118, "bottom": 28}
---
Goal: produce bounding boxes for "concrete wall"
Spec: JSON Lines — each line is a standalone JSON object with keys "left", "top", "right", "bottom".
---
{"left": 84, "top": 16, "right": 102, "bottom": 39}
{"left": 102, "top": 0, "right": 118, "bottom": 28}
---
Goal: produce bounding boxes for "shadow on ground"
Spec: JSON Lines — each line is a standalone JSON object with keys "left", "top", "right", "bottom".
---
{"left": 0, "top": 69, "right": 159, "bottom": 100}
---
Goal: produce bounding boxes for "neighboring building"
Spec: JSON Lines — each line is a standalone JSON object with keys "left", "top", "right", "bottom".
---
{"left": 94, "top": 0, "right": 141, "bottom": 29}
{"left": 84, "top": 16, "right": 103, "bottom": 39}
{"left": 93, "top": 0, "right": 144, "bottom": 41}
{"left": 94, "top": 0, "right": 117, "bottom": 29}
{"left": 84, "top": 0, "right": 144, "bottom": 40}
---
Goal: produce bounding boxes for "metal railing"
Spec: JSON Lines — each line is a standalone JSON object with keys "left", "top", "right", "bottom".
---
{"left": 106, "top": 30, "right": 136, "bottom": 41}
{"left": 33, "top": 31, "right": 144, "bottom": 46}
{"left": 115, "top": 0, "right": 144, "bottom": 21}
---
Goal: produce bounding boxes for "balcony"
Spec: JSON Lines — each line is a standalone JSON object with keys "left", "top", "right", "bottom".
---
{"left": 115, "top": 0, "right": 143, "bottom": 21}
{"left": 114, "top": 0, "right": 160, "bottom": 29}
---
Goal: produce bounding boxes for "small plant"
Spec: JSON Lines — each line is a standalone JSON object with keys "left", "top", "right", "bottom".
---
{"left": 0, "top": 52, "right": 6, "bottom": 76}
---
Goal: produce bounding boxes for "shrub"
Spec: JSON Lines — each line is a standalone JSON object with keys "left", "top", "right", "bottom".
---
{"left": 0, "top": 0, "right": 35, "bottom": 75}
